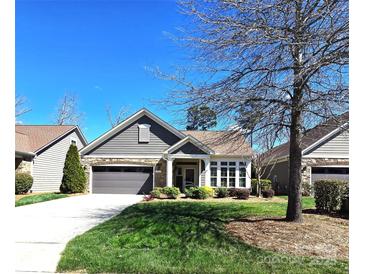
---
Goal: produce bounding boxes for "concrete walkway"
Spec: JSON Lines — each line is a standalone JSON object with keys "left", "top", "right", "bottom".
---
{"left": 15, "top": 194, "right": 142, "bottom": 273}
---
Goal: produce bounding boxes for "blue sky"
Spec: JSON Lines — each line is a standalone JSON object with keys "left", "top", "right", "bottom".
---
{"left": 16, "top": 0, "right": 191, "bottom": 142}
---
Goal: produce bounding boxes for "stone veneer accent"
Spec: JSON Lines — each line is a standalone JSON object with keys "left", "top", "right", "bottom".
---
{"left": 301, "top": 157, "right": 349, "bottom": 185}
{"left": 15, "top": 159, "right": 32, "bottom": 175}
{"left": 81, "top": 157, "right": 167, "bottom": 189}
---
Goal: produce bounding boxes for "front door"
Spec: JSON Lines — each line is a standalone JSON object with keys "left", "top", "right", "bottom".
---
{"left": 185, "top": 168, "right": 195, "bottom": 187}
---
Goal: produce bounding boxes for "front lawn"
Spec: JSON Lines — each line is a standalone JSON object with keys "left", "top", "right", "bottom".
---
{"left": 57, "top": 196, "right": 347, "bottom": 273}
{"left": 15, "top": 193, "right": 69, "bottom": 207}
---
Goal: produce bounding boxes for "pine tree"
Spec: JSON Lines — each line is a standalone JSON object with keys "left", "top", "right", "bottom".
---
{"left": 60, "top": 144, "right": 87, "bottom": 193}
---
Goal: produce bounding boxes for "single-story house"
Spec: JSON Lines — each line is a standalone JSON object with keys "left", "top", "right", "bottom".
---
{"left": 80, "top": 108, "right": 253, "bottom": 194}
{"left": 15, "top": 125, "right": 87, "bottom": 192}
{"left": 262, "top": 112, "right": 349, "bottom": 194}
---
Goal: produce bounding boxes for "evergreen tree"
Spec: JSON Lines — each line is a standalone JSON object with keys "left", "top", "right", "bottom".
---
{"left": 60, "top": 144, "right": 87, "bottom": 193}
{"left": 186, "top": 105, "right": 217, "bottom": 130}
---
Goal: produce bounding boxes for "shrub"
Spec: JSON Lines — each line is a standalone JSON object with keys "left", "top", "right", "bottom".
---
{"left": 187, "top": 187, "right": 211, "bottom": 199}
{"left": 228, "top": 188, "right": 238, "bottom": 197}
{"left": 60, "top": 144, "right": 87, "bottom": 193}
{"left": 15, "top": 173, "right": 33, "bottom": 194}
{"left": 184, "top": 187, "right": 193, "bottom": 198}
{"left": 251, "top": 179, "right": 272, "bottom": 195}
{"left": 341, "top": 183, "right": 349, "bottom": 214}
{"left": 143, "top": 194, "right": 154, "bottom": 201}
{"left": 235, "top": 188, "right": 250, "bottom": 200}
{"left": 201, "top": 186, "right": 214, "bottom": 197}
{"left": 262, "top": 189, "right": 275, "bottom": 198}
{"left": 161, "top": 186, "right": 180, "bottom": 199}
{"left": 215, "top": 187, "right": 229, "bottom": 198}
{"left": 150, "top": 187, "right": 162, "bottom": 198}
{"left": 314, "top": 180, "right": 348, "bottom": 212}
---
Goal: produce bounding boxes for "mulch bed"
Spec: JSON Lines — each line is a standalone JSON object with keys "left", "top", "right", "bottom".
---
{"left": 226, "top": 214, "right": 348, "bottom": 260}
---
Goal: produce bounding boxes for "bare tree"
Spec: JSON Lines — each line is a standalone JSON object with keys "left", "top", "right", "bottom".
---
{"left": 15, "top": 95, "right": 31, "bottom": 118}
{"left": 106, "top": 105, "right": 130, "bottom": 128}
{"left": 54, "top": 94, "right": 83, "bottom": 125}
{"left": 156, "top": 0, "right": 348, "bottom": 222}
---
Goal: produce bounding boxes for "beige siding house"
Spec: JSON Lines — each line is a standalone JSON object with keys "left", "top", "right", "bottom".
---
{"left": 15, "top": 125, "right": 87, "bottom": 192}
{"left": 262, "top": 112, "right": 349, "bottom": 194}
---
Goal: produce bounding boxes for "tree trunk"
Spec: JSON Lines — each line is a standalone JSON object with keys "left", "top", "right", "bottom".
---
{"left": 286, "top": 105, "right": 303, "bottom": 222}
{"left": 257, "top": 174, "right": 261, "bottom": 197}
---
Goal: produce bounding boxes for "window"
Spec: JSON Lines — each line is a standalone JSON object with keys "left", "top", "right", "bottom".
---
{"left": 229, "top": 167, "right": 236, "bottom": 187}
{"left": 138, "top": 124, "right": 150, "bottom": 143}
{"left": 239, "top": 163, "right": 246, "bottom": 187}
{"left": 221, "top": 167, "right": 227, "bottom": 187}
{"left": 211, "top": 161, "right": 217, "bottom": 166}
{"left": 221, "top": 162, "right": 227, "bottom": 166}
{"left": 229, "top": 162, "right": 236, "bottom": 166}
{"left": 210, "top": 167, "right": 217, "bottom": 187}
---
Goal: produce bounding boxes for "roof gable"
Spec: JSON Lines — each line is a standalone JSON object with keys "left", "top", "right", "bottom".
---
{"left": 15, "top": 125, "right": 86, "bottom": 153}
{"left": 164, "top": 136, "right": 214, "bottom": 155}
{"left": 80, "top": 108, "right": 186, "bottom": 155}
{"left": 182, "top": 130, "right": 252, "bottom": 156}
{"left": 262, "top": 112, "right": 349, "bottom": 161}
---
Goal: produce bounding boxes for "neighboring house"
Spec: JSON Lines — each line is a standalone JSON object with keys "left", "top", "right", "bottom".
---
{"left": 262, "top": 112, "right": 349, "bottom": 194}
{"left": 15, "top": 125, "right": 87, "bottom": 192}
{"left": 80, "top": 108, "right": 253, "bottom": 194}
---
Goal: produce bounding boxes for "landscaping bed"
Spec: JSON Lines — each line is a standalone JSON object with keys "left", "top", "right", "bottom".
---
{"left": 57, "top": 198, "right": 348, "bottom": 273}
{"left": 226, "top": 214, "right": 348, "bottom": 260}
{"left": 15, "top": 193, "right": 71, "bottom": 207}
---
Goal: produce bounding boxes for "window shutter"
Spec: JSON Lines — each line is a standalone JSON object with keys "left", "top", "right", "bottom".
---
{"left": 138, "top": 124, "right": 150, "bottom": 143}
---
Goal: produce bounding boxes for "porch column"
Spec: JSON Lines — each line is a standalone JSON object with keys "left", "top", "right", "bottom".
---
{"left": 204, "top": 158, "right": 211, "bottom": 186}
{"left": 166, "top": 158, "right": 174, "bottom": 187}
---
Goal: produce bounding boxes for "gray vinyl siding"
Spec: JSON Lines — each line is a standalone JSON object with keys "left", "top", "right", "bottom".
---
{"left": 305, "top": 130, "right": 349, "bottom": 158}
{"left": 32, "top": 131, "right": 85, "bottom": 192}
{"left": 172, "top": 142, "right": 207, "bottom": 155}
{"left": 86, "top": 115, "right": 181, "bottom": 156}
{"left": 262, "top": 160, "right": 289, "bottom": 195}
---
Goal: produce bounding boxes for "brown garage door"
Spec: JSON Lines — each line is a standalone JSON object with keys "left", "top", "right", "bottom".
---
{"left": 92, "top": 166, "right": 153, "bottom": 194}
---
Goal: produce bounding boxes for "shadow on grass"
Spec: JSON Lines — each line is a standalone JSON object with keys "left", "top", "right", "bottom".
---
{"left": 302, "top": 208, "right": 349, "bottom": 220}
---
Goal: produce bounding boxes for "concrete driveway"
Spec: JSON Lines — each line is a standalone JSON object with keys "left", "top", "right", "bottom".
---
{"left": 15, "top": 194, "right": 142, "bottom": 273}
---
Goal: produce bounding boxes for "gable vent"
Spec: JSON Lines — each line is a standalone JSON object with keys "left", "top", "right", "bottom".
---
{"left": 138, "top": 124, "right": 151, "bottom": 143}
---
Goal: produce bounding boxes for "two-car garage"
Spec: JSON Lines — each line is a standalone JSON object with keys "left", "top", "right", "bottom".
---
{"left": 92, "top": 166, "right": 153, "bottom": 194}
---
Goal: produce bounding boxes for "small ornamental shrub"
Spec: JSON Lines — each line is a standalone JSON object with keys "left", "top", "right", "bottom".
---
{"left": 314, "top": 180, "right": 348, "bottom": 212}
{"left": 188, "top": 187, "right": 210, "bottom": 199}
{"left": 341, "top": 183, "right": 349, "bottom": 214}
{"left": 150, "top": 188, "right": 163, "bottom": 198}
{"left": 235, "top": 188, "right": 250, "bottom": 200}
{"left": 228, "top": 188, "right": 238, "bottom": 197}
{"left": 60, "top": 144, "right": 87, "bottom": 193}
{"left": 161, "top": 186, "right": 180, "bottom": 199}
{"left": 15, "top": 173, "right": 33, "bottom": 194}
{"left": 184, "top": 187, "right": 194, "bottom": 198}
{"left": 215, "top": 187, "right": 229, "bottom": 198}
{"left": 251, "top": 179, "right": 272, "bottom": 195}
{"left": 201, "top": 186, "right": 215, "bottom": 197}
{"left": 262, "top": 189, "right": 275, "bottom": 198}
{"left": 143, "top": 194, "right": 154, "bottom": 202}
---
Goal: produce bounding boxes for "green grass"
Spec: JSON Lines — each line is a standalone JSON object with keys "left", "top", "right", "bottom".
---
{"left": 15, "top": 193, "right": 69, "bottom": 207}
{"left": 57, "top": 197, "right": 348, "bottom": 274}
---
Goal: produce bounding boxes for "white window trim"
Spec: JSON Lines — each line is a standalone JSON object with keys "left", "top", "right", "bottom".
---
{"left": 138, "top": 124, "right": 151, "bottom": 143}
{"left": 209, "top": 159, "right": 250, "bottom": 188}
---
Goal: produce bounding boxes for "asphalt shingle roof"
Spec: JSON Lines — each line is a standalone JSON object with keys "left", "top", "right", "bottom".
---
{"left": 15, "top": 125, "right": 76, "bottom": 153}
{"left": 182, "top": 130, "right": 253, "bottom": 156}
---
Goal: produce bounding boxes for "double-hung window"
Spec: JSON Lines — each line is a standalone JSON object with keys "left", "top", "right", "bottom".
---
{"left": 239, "top": 162, "right": 246, "bottom": 187}
{"left": 210, "top": 162, "right": 218, "bottom": 187}
{"left": 220, "top": 162, "right": 228, "bottom": 187}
